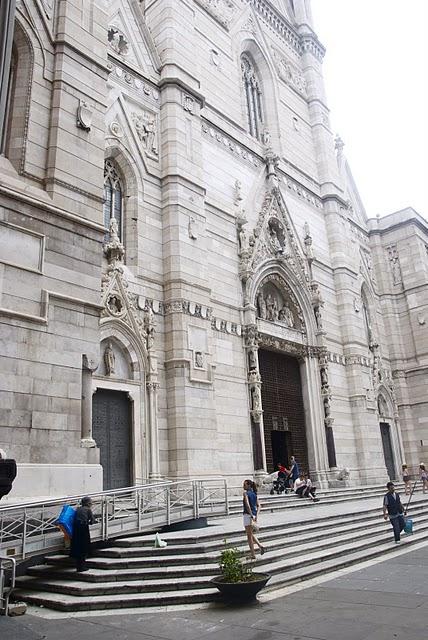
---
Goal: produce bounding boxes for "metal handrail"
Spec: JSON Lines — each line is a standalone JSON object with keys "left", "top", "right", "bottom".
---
{"left": 0, "top": 478, "right": 228, "bottom": 560}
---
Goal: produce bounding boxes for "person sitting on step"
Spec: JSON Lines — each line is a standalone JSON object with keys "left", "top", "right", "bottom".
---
{"left": 293, "top": 473, "right": 319, "bottom": 501}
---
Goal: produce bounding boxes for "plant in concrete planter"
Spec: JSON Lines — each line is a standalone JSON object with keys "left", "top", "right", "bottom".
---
{"left": 211, "top": 543, "right": 270, "bottom": 601}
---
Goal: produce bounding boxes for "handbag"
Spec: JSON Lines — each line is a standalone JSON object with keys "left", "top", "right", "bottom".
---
{"left": 251, "top": 519, "right": 259, "bottom": 533}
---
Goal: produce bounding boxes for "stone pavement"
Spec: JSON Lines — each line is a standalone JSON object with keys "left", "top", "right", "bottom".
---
{"left": 1, "top": 540, "right": 428, "bottom": 640}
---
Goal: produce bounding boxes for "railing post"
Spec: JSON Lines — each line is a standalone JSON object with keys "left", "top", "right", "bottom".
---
{"left": 193, "top": 481, "right": 199, "bottom": 520}
{"left": 104, "top": 497, "right": 109, "bottom": 541}
{"left": 137, "top": 490, "right": 142, "bottom": 531}
{"left": 224, "top": 478, "right": 229, "bottom": 515}
{"left": 166, "top": 487, "right": 171, "bottom": 525}
{"left": 22, "top": 511, "right": 28, "bottom": 559}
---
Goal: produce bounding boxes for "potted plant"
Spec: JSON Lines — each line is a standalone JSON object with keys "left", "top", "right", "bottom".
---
{"left": 211, "top": 544, "right": 271, "bottom": 601}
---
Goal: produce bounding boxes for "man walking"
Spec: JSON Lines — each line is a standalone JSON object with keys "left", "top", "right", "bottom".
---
{"left": 383, "top": 481, "right": 405, "bottom": 544}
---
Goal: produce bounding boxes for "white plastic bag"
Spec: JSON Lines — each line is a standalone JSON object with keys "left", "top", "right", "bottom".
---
{"left": 154, "top": 532, "right": 167, "bottom": 548}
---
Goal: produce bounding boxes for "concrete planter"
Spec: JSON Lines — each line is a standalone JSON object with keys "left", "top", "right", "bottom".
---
{"left": 211, "top": 573, "right": 271, "bottom": 601}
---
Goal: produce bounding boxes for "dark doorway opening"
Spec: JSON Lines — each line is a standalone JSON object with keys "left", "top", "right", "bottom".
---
{"left": 380, "top": 422, "right": 396, "bottom": 481}
{"left": 258, "top": 349, "right": 308, "bottom": 474}
{"left": 271, "top": 430, "right": 293, "bottom": 471}
{"left": 92, "top": 389, "right": 132, "bottom": 490}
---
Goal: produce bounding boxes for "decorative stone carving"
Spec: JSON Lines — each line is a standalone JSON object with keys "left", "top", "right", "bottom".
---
{"left": 109, "top": 121, "right": 124, "bottom": 138}
{"left": 271, "top": 47, "right": 307, "bottom": 97}
{"left": 104, "top": 341, "right": 115, "bottom": 376}
{"left": 183, "top": 94, "right": 195, "bottom": 114}
{"left": 278, "top": 304, "right": 294, "bottom": 328}
{"left": 108, "top": 26, "right": 129, "bottom": 56}
{"left": 311, "top": 283, "right": 324, "bottom": 331}
{"left": 76, "top": 100, "right": 93, "bottom": 132}
{"left": 386, "top": 245, "right": 402, "bottom": 285}
{"left": 144, "top": 307, "right": 156, "bottom": 351}
{"left": 201, "top": 122, "right": 261, "bottom": 168}
{"left": 104, "top": 217, "right": 125, "bottom": 265}
{"left": 82, "top": 354, "right": 99, "bottom": 372}
{"left": 195, "top": 351, "right": 204, "bottom": 368}
{"left": 131, "top": 111, "right": 158, "bottom": 156}
{"left": 303, "top": 222, "right": 314, "bottom": 264}
{"left": 194, "top": 0, "right": 236, "bottom": 29}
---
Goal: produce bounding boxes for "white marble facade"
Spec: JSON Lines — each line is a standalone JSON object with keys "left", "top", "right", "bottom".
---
{"left": 0, "top": 0, "right": 427, "bottom": 498}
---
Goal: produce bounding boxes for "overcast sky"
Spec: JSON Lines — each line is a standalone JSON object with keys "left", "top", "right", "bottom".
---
{"left": 310, "top": 0, "right": 428, "bottom": 220}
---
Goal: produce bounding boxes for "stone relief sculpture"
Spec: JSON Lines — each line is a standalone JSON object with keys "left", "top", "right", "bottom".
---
{"left": 278, "top": 304, "right": 294, "bottom": 328}
{"left": 132, "top": 112, "right": 158, "bottom": 155}
{"left": 251, "top": 385, "right": 262, "bottom": 411}
{"left": 104, "top": 341, "right": 116, "bottom": 376}
{"left": 257, "top": 292, "right": 267, "bottom": 320}
{"left": 108, "top": 27, "right": 129, "bottom": 56}
{"left": 248, "top": 349, "right": 258, "bottom": 370}
{"left": 256, "top": 285, "right": 296, "bottom": 329}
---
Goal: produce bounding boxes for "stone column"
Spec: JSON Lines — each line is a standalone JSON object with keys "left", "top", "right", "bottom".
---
{"left": 244, "top": 325, "right": 267, "bottom": 475}
{"left": 0, "top": 0, "right": 16, "bottom": 146}
{"left": 300, "top": 353, "right": 329, "bottom": 485}
{"left": 81, "top": 354, "right": 98, "bottom": 448}
{"left": 147, "top": 381, "right": 161, "bottom": 480}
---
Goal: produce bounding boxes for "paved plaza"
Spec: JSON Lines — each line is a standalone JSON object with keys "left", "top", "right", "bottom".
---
{"left": 2, "top": 540, "right": 427, "bottom": 640}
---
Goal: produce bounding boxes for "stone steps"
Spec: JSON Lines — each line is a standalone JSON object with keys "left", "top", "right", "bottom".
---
{"left": 14, "top": 490, "right": 428, "bottom": 613}
{"left": 227, "top": 483, "right": 408, "bottom": 514}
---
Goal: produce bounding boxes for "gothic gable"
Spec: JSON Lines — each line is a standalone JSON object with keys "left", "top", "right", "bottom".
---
{"left": 107, "top": 0, "right": 160, "bottom": 76}
{"left": 239, "top": 187, "right": 310, "bottom": 290}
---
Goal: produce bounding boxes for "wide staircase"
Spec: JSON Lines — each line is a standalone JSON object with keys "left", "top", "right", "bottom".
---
{"left": 13, "top": 484, "right": 428, "bottom": 612}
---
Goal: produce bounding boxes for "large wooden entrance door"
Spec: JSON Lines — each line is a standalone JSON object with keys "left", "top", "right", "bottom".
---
{"left": 92, "top": 389, "right": 132, "bottom": 490}
{"left": 258, "top": 349, "right": 308, "bottom": 473}
{"left": 380, "top": 422, "right": 396, "bottom": 481}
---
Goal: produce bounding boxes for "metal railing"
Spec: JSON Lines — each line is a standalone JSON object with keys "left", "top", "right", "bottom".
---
{"left": 0, "top": 478, "right": 229, "bottom": 561}
{"left": 0, "top": 557, "right": 15, "bottom": 615}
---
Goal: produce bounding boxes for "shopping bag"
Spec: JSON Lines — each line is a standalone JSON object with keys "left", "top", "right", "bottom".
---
{"left": 404, "top": 518, "right": 413, "bottom": 535}
{"left": 55, "top": 504, "right": 76, "bottom": 539}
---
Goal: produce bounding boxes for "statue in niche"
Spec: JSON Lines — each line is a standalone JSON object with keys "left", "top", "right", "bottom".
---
{"left": 239, "top": 226, "right": 250, "bottom": 254}
{"left": 251, "top": 386, "right": 262, "bottom": 411}
{"left": 320, "top": 368, "right": 329, "bottom": 389}
{"left": 257, "top": 292, "right": 267, "bottom": 319}
{"left": 104, "top": 341, "right": 115, "bottom": 376}
{"left": 248, "top": 349, "right": 258, "bottom": 370}
{"left": 265, "top": 293, "right": 279, "bottom": 322}
{"left": 269, "top": 225, "right": 283, "bottom": 253}
{"left": 278, "top": 304, "right": 294, "bottom": 328}
{"left": 323, "top": 395, "right": 331, "bottom": 418}
{"left": 314, "top": 305, "right": 323, "bottom": 330}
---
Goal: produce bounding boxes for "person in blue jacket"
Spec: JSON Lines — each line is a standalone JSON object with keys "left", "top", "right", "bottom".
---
{"left": 289, "top": 456, "right": 300, "bottom": 484}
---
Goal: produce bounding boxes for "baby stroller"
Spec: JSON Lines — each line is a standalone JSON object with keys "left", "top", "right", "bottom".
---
{"left": 270, "top": 471, "right": 290, "bottom": 495}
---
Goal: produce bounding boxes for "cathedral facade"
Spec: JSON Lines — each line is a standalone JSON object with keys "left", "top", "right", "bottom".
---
{"left": 0, "top": 0, "right": 427, "bottom": 498}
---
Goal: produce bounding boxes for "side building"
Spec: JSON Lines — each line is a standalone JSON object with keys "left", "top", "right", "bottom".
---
{"left": 0, "top": 0, "right": 427, "bottom": 498}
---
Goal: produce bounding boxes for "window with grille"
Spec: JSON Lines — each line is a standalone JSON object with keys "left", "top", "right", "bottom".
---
{"left": 241, "top": 54, "right": 264, "bottom": 140}
{"left": 103, "top": 159, "right": 123, "bottom": 241}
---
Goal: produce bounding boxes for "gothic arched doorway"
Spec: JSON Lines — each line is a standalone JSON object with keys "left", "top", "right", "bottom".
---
{"left": 92, "top": 389, "right": 132, "bottom": 490}
{"left": 258, "top": 348, "right": 308, "bottom": 474}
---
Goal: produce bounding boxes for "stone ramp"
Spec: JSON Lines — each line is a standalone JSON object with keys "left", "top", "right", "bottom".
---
{"left": 13, "top": 490, "right": 428, "bottom": 613}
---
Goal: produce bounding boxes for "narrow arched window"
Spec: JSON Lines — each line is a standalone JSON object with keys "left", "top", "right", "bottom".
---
{"left": 1, "top": 47, "right": 17, "bottom": 156}
{"left": 362, "top": 297, "right": 372, "bottom": 347}
{"left": 241, "top": 54, "right": 264, "bottom": 140}
{"left": 103, "top": 159, "right": 123, "bottom": 241}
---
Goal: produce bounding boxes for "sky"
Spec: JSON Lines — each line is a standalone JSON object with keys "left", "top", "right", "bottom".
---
{"left": 310, "top": 0, "right": 428, "bottom": 220}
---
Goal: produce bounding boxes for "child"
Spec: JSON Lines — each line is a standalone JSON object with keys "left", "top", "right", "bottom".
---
{"left": 402, "top": 464, "right": 411, "bottom": 495}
